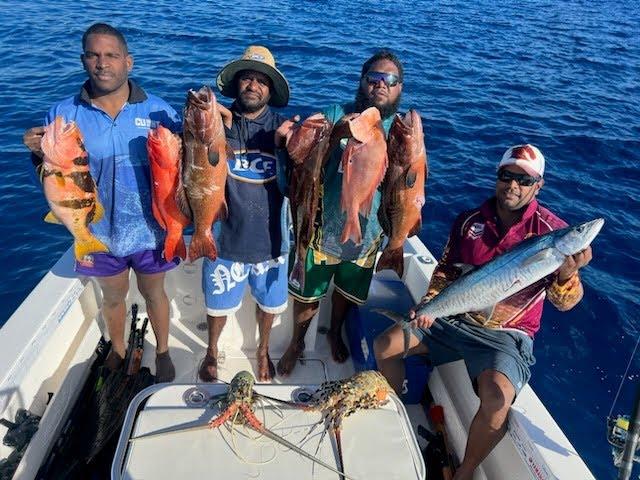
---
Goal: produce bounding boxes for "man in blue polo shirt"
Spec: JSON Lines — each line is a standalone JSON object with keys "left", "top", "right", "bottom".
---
{"left": 197, "top": 46, "right": 292, "bottom": 383}
{"left": 23, "top": 23, "right": 180, "bottom": 382}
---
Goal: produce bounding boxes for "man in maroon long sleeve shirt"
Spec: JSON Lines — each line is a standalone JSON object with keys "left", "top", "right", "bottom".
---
{"left": 374, "top": 144, "right": 592, "bottom": 480}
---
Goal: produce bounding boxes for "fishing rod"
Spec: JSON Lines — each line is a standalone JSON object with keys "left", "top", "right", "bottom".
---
{"left": 617, "top": 382, "right": 640, "bottom": 479}
{"left": 607, "top": 328, "right": 640, "bottom": 479}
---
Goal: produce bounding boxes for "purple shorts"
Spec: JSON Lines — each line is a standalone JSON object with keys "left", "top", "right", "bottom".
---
{"left": 75, "top": 249, "right": 179, "bottom": 277}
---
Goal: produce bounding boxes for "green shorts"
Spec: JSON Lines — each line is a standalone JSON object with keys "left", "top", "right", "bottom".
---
{"left": 288, "top": 247, "right": 376, "bottom": 305}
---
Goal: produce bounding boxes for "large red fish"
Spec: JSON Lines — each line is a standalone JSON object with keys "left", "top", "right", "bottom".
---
{"left": 287, "top": 113, "right": 333, "bottom": 288}
{"left": 40, "top": 116, "right": 108, "bottom": 260}
{"left": 148, "top": 125, "right": 190, "bottom": 261}
{"left": 340, "top": 107, "right": 388, "bottom": 245}
{"left": 182, "top": 86, "right": 229, "bottom": 261}
{"left": 377, "top": 110, "right": 427, "bottom": 278}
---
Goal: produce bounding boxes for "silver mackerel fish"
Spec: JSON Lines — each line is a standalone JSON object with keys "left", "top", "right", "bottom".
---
{"left": 377, "top": 218, "right": 604, "bottom": 356}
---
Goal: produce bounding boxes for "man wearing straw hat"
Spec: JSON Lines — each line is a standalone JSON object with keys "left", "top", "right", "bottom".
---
{"left": 198, "top": 46, "right": 294, "bottom": 382}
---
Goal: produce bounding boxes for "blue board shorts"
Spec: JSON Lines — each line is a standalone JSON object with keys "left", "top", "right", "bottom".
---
{"left": 413, "top": 316, "right": 535, "bottom": 395}
{"left": 202, "top": 255, "right": 288, "bottom": 316}
{"left": 75, "top": 248, "right": 179, "bottom": 277}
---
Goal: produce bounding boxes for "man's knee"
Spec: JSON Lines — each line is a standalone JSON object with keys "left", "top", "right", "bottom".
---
{"left": 373, "top": 332, "right": 392, "bottom": 359}
{"left": 477, "top": 371, "right": 515, "bottom": 418}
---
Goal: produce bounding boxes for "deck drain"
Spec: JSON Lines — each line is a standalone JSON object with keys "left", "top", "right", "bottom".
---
{"left": 291, "top": 387, "right": 315, "bottom": 404}
{"left": 183, "top": 387, "right": 208, "bottom": 407}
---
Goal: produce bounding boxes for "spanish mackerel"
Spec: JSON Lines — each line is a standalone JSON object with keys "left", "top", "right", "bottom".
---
{"left": 377, "top": 218, "right": 604, "bottom": 355}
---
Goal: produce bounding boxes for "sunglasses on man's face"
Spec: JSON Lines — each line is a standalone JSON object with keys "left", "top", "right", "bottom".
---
{"left": 497, "top": 169, "right": 541, "bottom": 187}
{"left": 364, "top": 71, "right": 400, "bottom": 87}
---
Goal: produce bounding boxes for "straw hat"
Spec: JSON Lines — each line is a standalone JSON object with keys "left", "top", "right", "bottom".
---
{"left": 216, "top": 45, "right": 289, "bottom": 108}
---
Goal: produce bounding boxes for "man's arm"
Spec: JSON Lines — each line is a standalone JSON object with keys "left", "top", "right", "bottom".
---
{"left": 23, "top": 126, "right": 46, "bottom": 184}
{"left": 546, "top": 246, "right": 592, "bottom": 311}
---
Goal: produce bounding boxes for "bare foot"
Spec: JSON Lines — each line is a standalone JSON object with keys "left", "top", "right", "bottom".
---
{"left": 198, "top": 349, "right": 218, "bottom": 382}
{"left": 327, "top": 330, "right": 349, "bottom": 363}
{"left": 257, "top": 349, "right": 275, "bottom": 382}
{"left": 277, "top": 343, "right": 305, "bottom": 377}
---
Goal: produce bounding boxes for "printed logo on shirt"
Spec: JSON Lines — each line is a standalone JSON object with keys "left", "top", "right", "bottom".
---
{"left": 134, "top": 117, "right": 160, "bottom": 129}
{"left": 227, "top": 150, "right": 276, "bottom": 183}
{"left": 468, "top": 222, "right": 485, "bottom": 239}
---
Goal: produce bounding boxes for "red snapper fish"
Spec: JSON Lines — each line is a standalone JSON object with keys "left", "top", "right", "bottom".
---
{"left": 340, "top": 107, "right": 388, "bottom": 245}
{"left": 182, "top": 86, "right": 230, "bottom": 261}
{"left": 148, "top": 125, "right": 190, "bottom": 261}
{"left": 40, "top": 116, "right": 108, "bottom": 260}
{"left": 377, "top": 110, "right": 427, "bottom": 278}
{"left": 286, "top": 113, "right": 333, "bottom": 288}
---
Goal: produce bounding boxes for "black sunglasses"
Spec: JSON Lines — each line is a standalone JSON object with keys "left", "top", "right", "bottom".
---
{"left": 364, "top": 71, "right": 400, "bottom": 87}
{"left": 497, "top": 169, "right": 541, "bottom": 187}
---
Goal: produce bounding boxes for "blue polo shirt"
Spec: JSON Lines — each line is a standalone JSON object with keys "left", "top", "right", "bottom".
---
{"left": 42, "top": 80, "right": 181, "bottom": 257}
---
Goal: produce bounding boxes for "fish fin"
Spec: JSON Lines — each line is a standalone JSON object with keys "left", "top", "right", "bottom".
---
{"left": 521, "top": 248, "right": 554, "bottom": 268}
{"left": 408, "top": 217, "right": 422, "bottom": 237}
{"left": 340, "top": 210, "right": 362, "bottom": 245}
{"left": 376, "top": 246, "right": 404, "bottom": 278}
{"left": 92, "top": 201, "right": 105, "bottom": 224}
{"left": 152, "top": 201, "right": 166, "bottom": 230}
{"left": 54, "top": 174, "right": 66, "bottom": 188}
{"left": 44, "top": 211, "right": 62, "bottom": 224}
{"left": 188, "top": 231, "right": 218, "bottom": 261}
{"left": 164, "top": 231, "right": 186, "bottom": 261}
{"left": 175, "top": 186, "right": 193, "bottom": 222}
{"left": 359, "top": 187, "right": 377, "bottom": 217}
{"left": 405, "top": 170, "right": 417, "bottom": 188}
{"left": 477, "top": 305, "right": 496, "bottom": 323}
{"left": 74, "top": 236, "right": 109, "bottom": 260}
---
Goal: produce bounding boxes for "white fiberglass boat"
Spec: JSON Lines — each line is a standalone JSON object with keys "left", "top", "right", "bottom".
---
{"left": 0, "top": 236, "right": 595, "bottom": 479}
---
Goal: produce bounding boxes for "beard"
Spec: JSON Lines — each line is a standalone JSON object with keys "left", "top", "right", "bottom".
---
{"left": 354, "top": 87, "right": 401, "bottom": 119}
{"left": 237, "top": 90, "right": 269, "bottom": 113}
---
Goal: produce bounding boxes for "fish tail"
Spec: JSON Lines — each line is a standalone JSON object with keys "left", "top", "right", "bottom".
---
{"left": 164, "top": 230, "right": 186, "bottom": 261}
{"left": 74, "top": 236, "right": 109, "bottom": 260}
{"left": 44, "top": 210, "right": 62, "bottom": 224}
{"left": 340, "top": 210, "right": 362, "bottom": 245}
{"left": 376, "top": 246, "right": 404, "bottom": 278}
{"left": 188, "top": 230, "right": 217, "bottom": 261}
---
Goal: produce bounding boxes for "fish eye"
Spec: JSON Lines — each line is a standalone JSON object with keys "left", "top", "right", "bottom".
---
{"left": 577, "top": 226, "right": 584, "bottom": 233}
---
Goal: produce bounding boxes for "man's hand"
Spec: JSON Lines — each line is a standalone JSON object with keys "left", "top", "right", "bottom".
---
{"left": 408, "top": 309, "right": 435, "bottom": 329}
{"left": 23, "top": 126, "right": 45, "bottom": 159}
{"left": 557, "top": 246, "right": 593, "bottom": 284}
{"left": 218, "top": 103, "right": 233, "bottom": 129}
{"left": 274, "top": 115, "right": 300, "bottom": 149}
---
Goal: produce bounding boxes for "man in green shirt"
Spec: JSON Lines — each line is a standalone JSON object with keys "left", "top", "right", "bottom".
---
{"left": 278, "top": 50, "right": 405, "bottom": 376}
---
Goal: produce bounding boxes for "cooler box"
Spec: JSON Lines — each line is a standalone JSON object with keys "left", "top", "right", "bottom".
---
{"left": 345, "top": 277, "right": 432, "bottom": 404}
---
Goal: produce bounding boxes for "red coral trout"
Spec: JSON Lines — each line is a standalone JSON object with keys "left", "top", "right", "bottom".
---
{"left": 287, "top": 113, "right": 333, "bottom": 288}
{"left": 377, "top": 110, "right": 427, "bottom": 278}
{"left": 40, "top": 116, "right": 108, "bottom": 260}
{"left": 340, "top": 107, "right": 388, "bottom": 245}
{"left": 182, "top": 86, "right": 230, "bottom": 261}
{"left": 148, "top": 125, "right": 190, "bottom": 261}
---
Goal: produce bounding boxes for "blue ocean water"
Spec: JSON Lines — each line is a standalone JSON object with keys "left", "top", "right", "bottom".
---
{"left": 0, "top": 1, "right": 638, "bottom": 477}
